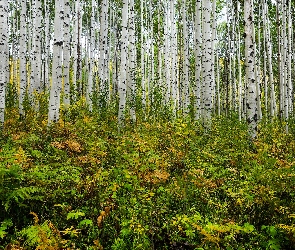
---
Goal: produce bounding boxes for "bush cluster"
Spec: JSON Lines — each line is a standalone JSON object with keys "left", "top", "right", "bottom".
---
{"left": 1, "top": 105, "right": 295, "bottom": 249}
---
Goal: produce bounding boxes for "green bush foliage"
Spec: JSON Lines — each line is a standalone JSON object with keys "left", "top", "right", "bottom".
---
{"left": 0, "top": 105, "right": 295, "bottom": 249}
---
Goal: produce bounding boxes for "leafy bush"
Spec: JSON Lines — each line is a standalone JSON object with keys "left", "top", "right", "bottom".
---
{"left": 0, "top": 107, "right": 295, "bottom": 249}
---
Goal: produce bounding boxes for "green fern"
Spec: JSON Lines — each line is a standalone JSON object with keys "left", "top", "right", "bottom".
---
{"left": 0, "top": 219, "right": 13, "bottom": 239}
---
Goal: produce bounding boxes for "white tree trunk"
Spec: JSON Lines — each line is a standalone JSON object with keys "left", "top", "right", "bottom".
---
{"left": 87, "top": 0, "right": 96, "bottom": 111}
{"left": 244, "top": 0, "right": 258, "bottom": 138}
{"left": 141, "top": 0, "right": 146, "bottom": 107}
{"left": 170, "top": 0, "right": 178, "bottom": 112}
{"left": 19, "top": 0, "right": 27, "bottom": 116}
{"left": 265, "top": 3, "right": 276, "bottom": 117}
{"left": 29, "top": 0, "right": 35, "bottom": 98}
{"left": 0, "top": 0, "right": 8, "bottom": 127}
{"left": 99, "top": 0, "right": 109, "bottom": 100}
{"left": 129, "top": 0, "right": 136, "bottom": 122}
{"left": 282, "top": 0, "right": 288, "bottom": 120}
{"left": 48, "top": 0, "right": 64, "bottom": 124}
{"left": 194, "top": 0, "right": 202, "bottom": 119}
{"left": 44, "top": 0, "right": 51, "bottom": 90}
{"left": 63, "top": 0, "right": 71, "bottom": 109}
{"left": 77, "top": 3, "right": 83, "bottom": 95}
{"left": 262, "top": 0, "right": 268, "bottom": 117}
{"left": 216, "top": 52, "right": 220, "bottom": 116}
{"left": 287, "top": 0, "right": 292, "bottom": 114}
{"left": 211, "top": 0, "right": 216, "bottom": 112}
{"left": 118, "top": 0, "right": 129, "bottom": 127}
{"left": 237, "top": 1, "right": 243, "bottom": 120}
{"left": 182, "top": 0, "right": 189, "bottom": 114}
{"left": 72, "top": 0, "right": 79, "bottom": 98}
{"left": 201, "top": 0, "right": 213, "bottom": 122}
{"left": 251, "top": 0, "right": 262, "bottom": 120}
{"left": 164, "top": 2, "right": 171, "bottom": 105}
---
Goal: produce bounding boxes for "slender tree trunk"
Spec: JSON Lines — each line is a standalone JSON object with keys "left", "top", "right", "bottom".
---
{"left": 170, "top": 0, "right": 178, "bottom": 113}
{"left": 244, "top": 0, "right": 258, "bottom": 138}
{"left": 19, "top": 0, "right": 27, "bottom": 116}
{"left": 164, "top": 1, "right": 170, "bottom": 105}
{"left": 211, "top": 0, "right": 216, "bottom": 112}
{"left": 251, "top": 0, "right": 262, "bottom": 120}
{"left": 0, "top": 0, "right": 8, "bottom": 127}
{"left": 63, "top": 0, "right": 71, "bottom": 109}
{"left": 182, "top": 0, "right": 189, "bottom": 114}
{"left": 44, "top": 0, "right": 51, "bottom": 91}
{"left": 262, "top": 0, "right": 268, "bottom": 117}
{"left": 194, "top": 0, "right": 202, "bottom": 119}
{"left": 118, "top": 0, "right": 129, "bottom": 127}
{"left": 141, "top": 0, "right": 146, "bottom": 108}
{"left": 287, "top": 0, "right": 293, "bottom": 114}
{"left": 30, "top": 0, "right": 43, "bottom": 106}
{"left": 237, "top": 1, "right": 243, "bottom": 120}
{"left": 216, "top": 52, "right": 220, "bottom": 116}
{"left": 282, "top": 0, "right": 288, "bottom": 120}
{"left": 99, "top": 0, "right": 109, "bottom": 101}
{"left": 87, "top": 0, "right": 96, "bottom": 111}
{"left": 201, "top": 0, "right": 213, "bottom": 122}
{"left": 72, "top": 0, "right": 79, "bottom": 100}
{"left": 76, "top": 3, "right": 83, "bottom": 96}
{"left": 129, "top": 0, "right": 136, "bottom": 122}
{"left": 265, "top": 3, "right": 276, "bottom": 117}
{"left": 277, "top": 0, "right": 284, "bottom": 118}
{"left": 48, "top": 0, "right": 64, "bottom": 124}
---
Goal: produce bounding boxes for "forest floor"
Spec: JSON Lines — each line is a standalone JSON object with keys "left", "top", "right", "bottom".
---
{"left": 1, "top": 105, "right": 295, "bottom": 249}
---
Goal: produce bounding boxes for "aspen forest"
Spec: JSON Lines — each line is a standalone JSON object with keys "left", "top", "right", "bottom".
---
{"left": 1, "top": 0, "right": 295, "bottom": 249}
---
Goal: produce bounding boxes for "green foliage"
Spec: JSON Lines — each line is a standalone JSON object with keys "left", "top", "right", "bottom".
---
{"left": 0, "top": 220, "right": 13, "bottom": 239}
{"left": 1, "top": 105, "right": 295, "bottom": 249}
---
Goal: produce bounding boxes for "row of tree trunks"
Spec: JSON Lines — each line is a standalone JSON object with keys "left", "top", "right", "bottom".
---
{"left": 1, "top": 0, "right": 294, "bottom": 137}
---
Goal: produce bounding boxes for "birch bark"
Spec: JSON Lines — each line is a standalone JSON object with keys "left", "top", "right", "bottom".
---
{"left": 72, "top": 0, "right": 79, "bottom": 99}
{"left": 63, "top": 0, "right": 71, "bottom": 109}
{"left": 237, "top": 1, "right": 242, "bottom": 120}
{"left": 44, "top": 0, "right": 51, "bottom": 90}
{"left": 118, "top": 0, "right": 129, "bottom": 127}
{"left": 244, "top": 0, "right": 258, "bottom": 138}
{"left": 182, "top": 0, "right": 189, "bottom": 114}
{"left": 129, "top": 0, "right": 136, "bottom": 121}
{"left": 201, "top": 0, "right": 213, "bottom": 122}
{"left": 194, "top": 0, "right": 202, "bottom": 119}
{"left": 48, "top": 0, "right": 64, "bottom": 124}
{"left": 287, "top": 0, "right": 292, "bottom": 114}
{"left": 19, "top": 0, "right": 27, "bottom": 116}
{"left": 0, "top": 0, "right": 8, "bottom": 127}
{"left": 170, "top": 0, "right": 177, "bottom": 112}
{"left": 265, "top": 3, "right": 276, "bottom": 117}
{"left": 87, "top": 0, "right": 96, "bottom": 111}
{"left": 99, "top": 0, "right": 109, "bottom": 100}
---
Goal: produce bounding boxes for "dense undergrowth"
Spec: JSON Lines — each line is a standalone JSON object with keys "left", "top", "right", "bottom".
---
{"left": 1, "top": 101, "right": 295, "bottom": 249}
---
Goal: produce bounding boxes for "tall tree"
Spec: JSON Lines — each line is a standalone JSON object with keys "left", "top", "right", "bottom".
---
{"left": 30, "top": 0, "right": 42, "bottom": 107}
{"left": 19, "top": 0, "right": 27, "bottom": 116}
{"left": 194, "top": 0, "right": 202, "bottom": 119}
{"left": 63, "top": 0, "right": 71, "bottom": 109}
{"left": 201, "top": 0, "right": 213, "bottom": 122}
{"left": 72, "top": 0, "right": 80, "bottom": 99}
{"left": 128, "top": 0, "right": 136, "bottom": 122}
{"left": 264, "top": 2, "right": 276, "bottom": 117}
{"left": 170, "top": 0, "right": 178, "bottom": 112}
{"left": 0, "top": 0, "right": 8, "bottom": 127}
{"left": 118, "top": 0, "right": 129, "bottom": 127}
{"left": 48, "top": 0, "right": 64, "bottom": 124}
{"left": 99, "top": 0, "right": 109, "bottom": 101}
{"left": 244, "top": 0, "right": 258, "bottom": 138}
{"left": 86, "top": 0, "right": 96, "bottom": 111}
{"left": 182, "top": 0, "right": 190, "bottom": 114}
